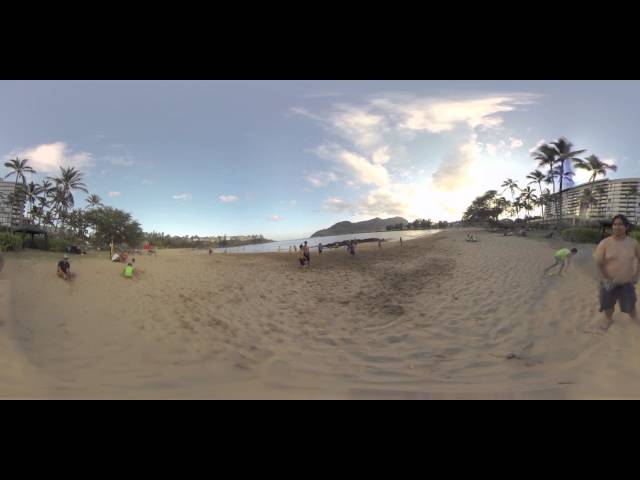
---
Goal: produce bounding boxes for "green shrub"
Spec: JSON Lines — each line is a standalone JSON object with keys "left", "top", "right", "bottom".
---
{"left": 629, "top": 230, "right": 640, "bottom": 242}
{"left": 48, "top": 238, "right": 74, "bottom": 252}
{"left": 0, "top": 232, "right": 23, "bottom": 252}
{"left": 561, "top": 228, "right": 602, "bottom": 244}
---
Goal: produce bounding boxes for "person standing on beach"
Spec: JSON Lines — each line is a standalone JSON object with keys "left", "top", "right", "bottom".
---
{"left": 318, "top": 243, "right": 323, "bottom": 255}
{"left": 298, "top": 244, "right": 307, "bottom": 267}
{"left": 399, "top": 237, "right": 403, "bottom": 247}
{"left": 378, "top": 239, "right": 382, "bottom": 248}
{"left": 303, "top": 241, "right": 310, "bottom": 265}
{"left": 594, "top": 214, "right": 640, "bottom": 331}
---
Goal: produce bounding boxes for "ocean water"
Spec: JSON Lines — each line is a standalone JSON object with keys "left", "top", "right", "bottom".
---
{"left": 213, "top": 229, "right": 442, "bottom": 253}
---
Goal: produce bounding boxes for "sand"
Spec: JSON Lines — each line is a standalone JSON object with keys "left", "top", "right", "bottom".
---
{"left": 2, "top": 229, "right": 640, "bottom": 399}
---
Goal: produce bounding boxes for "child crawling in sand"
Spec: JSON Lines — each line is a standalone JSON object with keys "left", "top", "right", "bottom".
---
{"left": 543, "top": 247, "right": 578, "bottom": 277}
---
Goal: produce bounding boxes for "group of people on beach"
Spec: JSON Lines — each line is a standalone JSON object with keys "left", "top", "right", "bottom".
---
{"left": 50, "top": 213, "right": 640, "bottom": 333}
{"left": 298, "top": 241, "right": 311, "bottom": 267}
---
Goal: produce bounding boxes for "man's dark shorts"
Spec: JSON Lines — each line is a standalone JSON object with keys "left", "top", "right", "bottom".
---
{"left": 599, "top": 283, "right": 637, "bottom": 313}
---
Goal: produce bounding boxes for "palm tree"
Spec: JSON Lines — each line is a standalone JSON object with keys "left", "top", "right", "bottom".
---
{"left": 510, "top": 199, "right": 524, "bottom": 219}
{"left": 49, "top": 166, "right": 88, "bottom": 229}
{"left": 531, "top": 145, "right": 558, "bottom": 193}
{"left": 3, "top": 157, "right": 35, "bottom": 186}
{"left": 50, "top": 166, "right": 88, "bottom": 207}
{"left": 526, "top": 170, "right": 546, "bottom": 216}
{"left": 23, "top": 182, "right": 43, "bottom": 224}
{"left": 49, "top": 187, "right": 72, "bottom": 231}
{"left": 574, "top": 154, "right": 618, "bottom": 184}
{"left": 3, "top": 157, "right": 36, "bottom": 226}
{"left": 550, "top": 137, "right": 585, "bottom": 225}
{"left": 500, "top": 178, "right": 520, "bottom": 203}
{"left": 85, "top": 194, "right": 103, "bottom": 209}
{"left": 518, "top": 186, "right": 538, "bottom": 219}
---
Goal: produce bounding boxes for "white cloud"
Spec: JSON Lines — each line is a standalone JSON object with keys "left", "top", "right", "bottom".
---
{"left": 309, "top": 146, "right": 389, "bottom": 187}
{"left": 296, "top": 93, "right": 538, "bottom": 221}
{"left": 331, "top": 106, "right": 386, "bottom": 148}
{"left": 108, "top": 191, "right": 121, "bottom": 198}
{"left": 290, "top": 107, "right": 325, "bottom": 123}
{"left": 173, "top": 193, "right": 192, "bottom": 201}
{"left": 371, "top": 95, "right": 533, "bottom": 134}
{"left": 289, "top": 200, "right": 297, "bottom": 207}
{"left": 306, "top": 171, "right": 338, "bottom": 188}
{"left": 219, "top": 195, "right": 239, "bottom": 203}
{"left": 337, "top": 150, "right": 390, "bottom": 187}
{"left": 323, "top": 197, "right": 352, "bottom": 212}
{"left": 106, "top": 155, "right": 134, "bottom": 167}
{"left": 431, "top": 135, "right": 481, "bottom": 191}
{"left": 141, "top": 179, "right": 154, "bottom": 185}
{"left": 6, "top": 142, "right": 94, "bottom": 173}
{"left": 269, "top": 215, "right": 283, "bottom": 222}
{"left": 372, "top": 146, "right": 391, "bottom": 165}
{"left": 529, "top": 138, "right": 547, "bottom": 154}
{"left": 510, "top": 138, "right": 524, "bottom": 149}
{"left": 356, "top": 187, "right": 412, "bottom": 217}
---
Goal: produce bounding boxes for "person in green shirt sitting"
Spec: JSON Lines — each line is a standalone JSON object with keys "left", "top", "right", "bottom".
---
{"left": 123, "top": 261, "right": 135, "bottom": 279}
{"left": 543, "top": 247, "right": 578, "bottom": 277}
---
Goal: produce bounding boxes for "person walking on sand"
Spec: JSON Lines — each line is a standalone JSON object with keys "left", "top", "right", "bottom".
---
{"left": 318, "top": 242, "right": 323, "bottom": 255}
{"left": 594, "top": 214, "right": 640, "bottom": 331}
{"left": 303, "top": 241, "right": 310, "bottom": 265}
{"left": 543, "top": 247, "right": 578, "bottom": 277}
{"left": 298, "top": 244, "right": 307, "bottom": 267}
{"left": 399, "top": 237, "right": 403, "bottom": 247}
{"left": 378, "top": 239, "right": 382, "bottom": 248}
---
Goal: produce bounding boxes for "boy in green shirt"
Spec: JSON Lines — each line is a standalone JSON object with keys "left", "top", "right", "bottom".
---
{"left": 123, "top": 262, "right": 135, "bottom": 278}
{"left": 543, "top": 247, "right": 578, "bottom": 277}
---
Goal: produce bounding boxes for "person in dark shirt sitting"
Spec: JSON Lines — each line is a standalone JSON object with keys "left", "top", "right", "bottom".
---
{"left": 57, "top": 254, "right": 71, "bottom": 280}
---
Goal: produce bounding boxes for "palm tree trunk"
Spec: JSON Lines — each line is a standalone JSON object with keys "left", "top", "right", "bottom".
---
{"left": 538, "top": 180, "right": 543, "bottom": 217}
{"left": 557, "top": 162, "right": 564, "bottom": 228}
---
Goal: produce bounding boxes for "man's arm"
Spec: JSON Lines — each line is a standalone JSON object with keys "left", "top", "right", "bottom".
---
{"left": 633, "top": 241, "right": 640, "bottom": 283}
{"left": 594, "top": 240, "right": 610, "bottom": 281}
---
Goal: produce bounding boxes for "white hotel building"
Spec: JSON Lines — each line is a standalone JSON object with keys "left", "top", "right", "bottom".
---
{"left": 0, "top": 180, "right": 26, "bottom": 227}
{"left": 543, "top": 178, "right": 640, "bottom": 225}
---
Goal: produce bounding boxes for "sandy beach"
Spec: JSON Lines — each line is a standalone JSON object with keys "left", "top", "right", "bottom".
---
{"left": 2, "top": 229, "right": 640, "bottom": 399}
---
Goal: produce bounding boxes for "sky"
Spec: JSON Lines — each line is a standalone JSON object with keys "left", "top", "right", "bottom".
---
{"left": 2, "top": 80, "right": 639, "bottom": 240}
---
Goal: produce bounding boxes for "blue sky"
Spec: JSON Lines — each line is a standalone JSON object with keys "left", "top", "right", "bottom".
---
{"left": 2, "top": 80, "right": 639, "bottom": 240}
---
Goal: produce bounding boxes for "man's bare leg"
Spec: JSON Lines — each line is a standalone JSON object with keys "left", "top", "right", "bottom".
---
{"left": 543, "top": 260, "right": 560, "bottom": 276}
{"left": 600, "top": 309, "right": 614, "bottom": 331}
